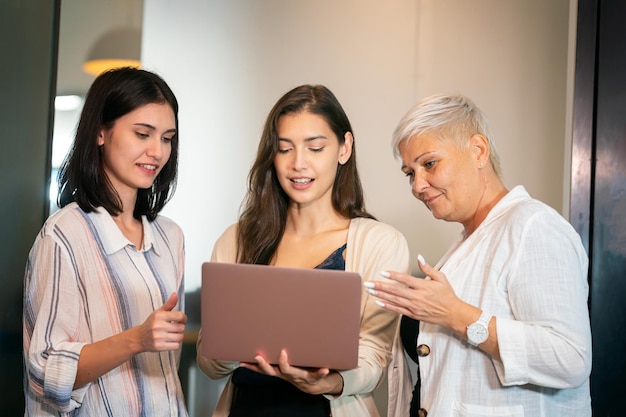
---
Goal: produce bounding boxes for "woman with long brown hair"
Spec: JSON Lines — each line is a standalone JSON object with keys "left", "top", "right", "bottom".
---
{"left": 197, "top": 84, "right": 410, "bottom": 417}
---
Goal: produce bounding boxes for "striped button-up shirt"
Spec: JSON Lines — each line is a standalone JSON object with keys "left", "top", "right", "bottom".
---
{"left": 23, "top": 203, "right": 188, "bottom": 416}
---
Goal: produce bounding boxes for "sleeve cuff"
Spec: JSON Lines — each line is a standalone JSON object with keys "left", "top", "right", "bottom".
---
{"left": 493, "top": 317, "right": 529, "bottom": 386}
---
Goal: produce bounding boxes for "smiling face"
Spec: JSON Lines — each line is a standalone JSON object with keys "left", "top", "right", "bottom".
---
{"left": 274, "top": 111, "right": 352, "bottom": 210}
{"left": 400, "top": 133, "right": 486, "bottom": 227}
{"left": 97, "top": 102, "right": 176, "bottom": 201}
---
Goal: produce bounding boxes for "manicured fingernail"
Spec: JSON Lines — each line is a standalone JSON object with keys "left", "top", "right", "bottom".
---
{"left": 374, "top": 300, "right": 385, "bottom": 308}
{"left": 365, "top": 288, "right": 378, "bottom": 296}
{"left": 363, "top": 281, "right": 375, "bottom": 288}
{"left": 417, "top": 254, "right": 426, "bottom": 265}
{"left": 380, "top": 270, "right": 391, "bottom": 278}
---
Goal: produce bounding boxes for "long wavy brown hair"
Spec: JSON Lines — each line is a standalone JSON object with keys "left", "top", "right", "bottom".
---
{"left": 237, "top": 84, "right": 375, "bottom": 264}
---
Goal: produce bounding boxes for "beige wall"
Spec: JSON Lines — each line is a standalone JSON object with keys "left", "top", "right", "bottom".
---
{"left": 143, "top": 0, "right": 573, "bottom": 290}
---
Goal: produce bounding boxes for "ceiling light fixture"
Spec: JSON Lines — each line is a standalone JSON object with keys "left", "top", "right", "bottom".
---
{"left": 82, "top": 27, "right": 141, "bottom": 76}
{"left": 54, "top": 95, "right": 83, "bottom": 111}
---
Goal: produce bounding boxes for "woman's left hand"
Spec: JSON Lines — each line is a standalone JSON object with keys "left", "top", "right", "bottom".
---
{"left": 365, "top": 257, "right": 469, "bottom": 331}
{"left": 240, "top": 349, "right": 343, "bottom": 395}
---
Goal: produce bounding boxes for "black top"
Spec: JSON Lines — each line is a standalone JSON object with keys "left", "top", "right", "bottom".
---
{"left": 400, "top": 315, "right": 422, "bottom": 416}
{"left": 229, "top": 244, "right": 347, "bottom": 417}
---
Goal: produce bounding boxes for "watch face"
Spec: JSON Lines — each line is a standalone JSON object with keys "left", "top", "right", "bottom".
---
{"left": 468, "top": 323, "right": 488, "bottom": 344}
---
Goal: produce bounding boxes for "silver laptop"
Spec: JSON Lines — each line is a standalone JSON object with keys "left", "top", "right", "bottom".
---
{"left": 200, "top": 261, "right": 362, "bottom": 370}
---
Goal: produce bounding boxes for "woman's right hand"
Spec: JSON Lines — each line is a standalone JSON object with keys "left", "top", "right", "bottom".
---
{"left": 74, "top": 292, "right": 187, "bottom": 388}
{"left": 136, "top": 292, "right": 187, "bottom": 352}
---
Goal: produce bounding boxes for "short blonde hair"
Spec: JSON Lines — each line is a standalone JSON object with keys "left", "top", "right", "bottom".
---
{"left": 391, "top": 94, "right": 502, "bottom": 178}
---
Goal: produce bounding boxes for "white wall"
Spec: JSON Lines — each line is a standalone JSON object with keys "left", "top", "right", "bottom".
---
{"left": 142, "top": 0, "right": 572, "bottom": 291}
{"left": 143, "top": 0, "right": 418, "bottom": 290}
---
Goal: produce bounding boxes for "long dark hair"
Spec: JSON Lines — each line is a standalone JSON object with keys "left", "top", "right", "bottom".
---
{"left": 237, "top": 84, "right": 374, "bottom": 264}
{"left": 57, "top": 67, "right": 179, "bottom": 221}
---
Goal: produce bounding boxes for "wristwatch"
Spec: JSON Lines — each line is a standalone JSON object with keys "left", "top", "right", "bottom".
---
{"left": 467, "top": 310, "right": 492, "bottom": 346}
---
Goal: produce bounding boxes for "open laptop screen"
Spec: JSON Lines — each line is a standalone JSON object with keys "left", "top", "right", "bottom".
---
{"left": 200, "top": 261, "right": 362, "bottom": 370}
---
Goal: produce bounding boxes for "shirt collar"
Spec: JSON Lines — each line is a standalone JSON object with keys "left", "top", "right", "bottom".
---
{"left": 474, "top": 185, "right": 529, "bottom": 232}
{"left": 487, "top": 185, "right": 528, "bottom": 219}
{"left": 89, "top": 207, "right": 160, "bottom": 255}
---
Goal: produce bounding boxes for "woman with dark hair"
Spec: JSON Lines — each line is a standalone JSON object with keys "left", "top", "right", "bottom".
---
{"left": 23, "top": 67, "right": 189, "bottom": 416}
{"left": 197, "top": 84, "right": 410, "bottom": 417}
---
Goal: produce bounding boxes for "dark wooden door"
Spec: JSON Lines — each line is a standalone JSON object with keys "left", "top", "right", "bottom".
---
{"left": 0, "top": 1, "right": 60, "bottom": 415}
{"left": 571, "top": 0, "right": 626, "bottom": 415}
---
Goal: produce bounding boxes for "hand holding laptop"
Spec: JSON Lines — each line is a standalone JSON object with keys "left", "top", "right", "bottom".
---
{"left": 240, "top": 349, "right": 344, "bottom": 395}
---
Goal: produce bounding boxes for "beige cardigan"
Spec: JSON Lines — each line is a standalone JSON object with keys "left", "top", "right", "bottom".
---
{"left": 197, "top": 217, "right": 411, "bottom": 417}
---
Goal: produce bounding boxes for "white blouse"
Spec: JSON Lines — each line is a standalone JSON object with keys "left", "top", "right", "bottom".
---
{"left": 417, "top": 186, "right": 592, "bottom": 417}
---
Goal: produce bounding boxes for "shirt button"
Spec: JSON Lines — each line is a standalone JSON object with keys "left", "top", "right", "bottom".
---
{"left": 416, "top": 344, "right": 430, "bottom": 357}
{"left": 417, "top": 408, "right": 428, "bottom": 417}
